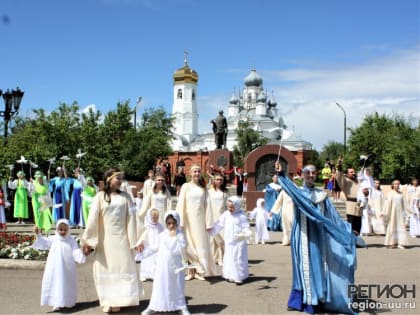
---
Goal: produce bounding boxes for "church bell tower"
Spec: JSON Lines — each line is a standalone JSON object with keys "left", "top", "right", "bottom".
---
{"left": 172, "top": 51, "right": 199, "bottom": 144}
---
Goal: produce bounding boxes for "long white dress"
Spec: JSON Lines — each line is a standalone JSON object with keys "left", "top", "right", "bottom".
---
{"left": 138, "top": 219, "right": 164, "bottom": 280}
{"left": 358, "top": 194, "right": 373, "bottom": 235}
{"left": 271, "top": 190, "right": 294, "bottom": 245}
{"left": 148, "top": 229, "right": 188, "bottom": 312}
{"left": 81, "top": 191, "right": 141, "bottom": 307}
{"left": 249, "top": 205, "right": 270, "bottom": 243}
{"left": 176, "top": 182, "right": 217, "bottom": 276}
{"left": 211, "top": 210, "right": 250, "bottom": 282}
{"left": 32, "top": 232, "right": 86, "bottom": 308}
{"left": 369, "top": 188, "right": 386, "bottom": 234}
{"left": 139, "top": 189, "right": 171, "bottom": 227}
{"left": 142, "top": 178, "right": 155, "bottom": 200}
{"left": 206, "top": 187, "right": 228, "bottom": 264}
{"left": 384, "top": 190, "right": 409, "bottom": 246}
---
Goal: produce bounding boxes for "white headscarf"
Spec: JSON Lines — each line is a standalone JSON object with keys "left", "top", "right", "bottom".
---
{"left": 227, "top": 195, "right": 242, "bottom": 213}
{"left": 164, "top": 210, "right": 180, "bottom": 226}
{"left": 256, "top": 198, "right": 265, "bottom": 208}
{"left": 145, "top": 208, "right": 160, "bottom": 227}
{"left": 55, "top": 218, "right": 70, "bottom": 240}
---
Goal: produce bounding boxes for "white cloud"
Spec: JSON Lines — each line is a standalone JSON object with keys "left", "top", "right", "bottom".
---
{"left": 256, "top": 48, "right": 420, "bottom": 150}
{"left": 81, "top": 104, "right": 97, "bottom": 114}
{"left": 178, "top": 47, "right": 420, "bottom": 151}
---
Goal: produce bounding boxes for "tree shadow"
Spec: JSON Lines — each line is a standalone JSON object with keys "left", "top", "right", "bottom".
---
{"left": 245, "top": 275, "right": 277, "bottom": 285}
{"left": 248, "top": 259, "right": 264, "bottom": 264}
{"left": 58, "top": 300, "right": 99, "bottom": 313}
{"left": 183, "top": 296, "right": 227, "bottom": 313}
{"left": 206, "top": 275, "right": 226, "bottom": 285}
{"left": 188, "top": 303, "right": 227, "bottom": 314}
{"left": 265, "top": 241, "right": 282, "bottom": 245}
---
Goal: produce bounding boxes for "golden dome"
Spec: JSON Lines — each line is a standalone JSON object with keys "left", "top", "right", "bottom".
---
{"left": 173, "top": 51, "right": 199, "bottom": 84}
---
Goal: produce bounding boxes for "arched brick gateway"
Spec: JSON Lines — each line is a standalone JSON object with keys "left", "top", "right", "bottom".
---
{"left": 243, "top": 144, "right": 298, "bottom": 210}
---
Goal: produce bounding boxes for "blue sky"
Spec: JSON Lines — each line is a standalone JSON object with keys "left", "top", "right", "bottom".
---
{"left": 0, "top": 0, "right": 419, "bottom": 150}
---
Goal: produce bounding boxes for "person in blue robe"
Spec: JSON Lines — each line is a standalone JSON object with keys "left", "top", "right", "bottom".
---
{"left": 264, "top": 173, "right": 282, "bottom": 231}
{"left": 276, "top": 162, "right": 357, "bottom": 315}
{"left": 69, "top": 168, "right": 86, "bottom": 228}
{"left": 48, "top": 166, "right": 71, "bottom": 223}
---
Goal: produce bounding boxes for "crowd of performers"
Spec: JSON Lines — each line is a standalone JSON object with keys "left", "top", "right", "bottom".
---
{"left": 1, "top": 159, "right": 419, "bottom": 315}
{"left": 0, "top": 164, "right": 98, "bottom": 232}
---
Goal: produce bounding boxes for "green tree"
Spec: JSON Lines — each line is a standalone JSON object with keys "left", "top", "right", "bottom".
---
{"left": 0, "top": 101, "right": 175, "bottom": 182}
{"left": 233, "top": 120, "right": 268, "bottom": 167}
{"left": 319, "top": 141, "right": 345, "bottom": 166}
{"left": 121, "top": 106, "right": 174, "bottom": 179}
{"left": 347, "top": 112, "right": 420, "bottom": 181}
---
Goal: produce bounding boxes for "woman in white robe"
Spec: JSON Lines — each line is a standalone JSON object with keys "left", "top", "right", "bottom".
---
{"left": 32, "top": 218, "right": 86, "bottom": 311}
{"left": 384, "top": 180, "right": 410, "bottom": 249}
{"left": 176, "top": 164, "right": 217, "bottom": 280}
{"left": 139, "top": 173, "right": 171, "bottom": 228}
{"left": 369, "top": 180, "right": 386, "bottom": 235}
{"left": 81, "top": 168, "right": 141, "bottom": 313}
{"left": 270, "top": 189, "right": 294, "bottom": 245}
{"left": 249, "top": 198, "right": 270, "bottom": 244}
{"left": 141, "top": 211, "right": 190, "bottom": 315}
{"left": 209, "top": 196, "right": 250, "bottom": 284}
{"left": 206, "top": 174, "right": 228, "bottom": 265}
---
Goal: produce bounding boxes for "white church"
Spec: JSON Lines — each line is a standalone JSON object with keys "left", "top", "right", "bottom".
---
{"left": 171, "top": 55, "right": 312, "bottom": 152}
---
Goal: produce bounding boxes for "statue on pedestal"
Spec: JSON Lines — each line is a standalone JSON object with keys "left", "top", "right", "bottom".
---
{"left": 211, "top": 110, "right": 228, "bottom": 149}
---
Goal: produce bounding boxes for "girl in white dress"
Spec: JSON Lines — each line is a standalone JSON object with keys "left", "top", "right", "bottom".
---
{"left": 270, "top": 189, "right": 295, "bottom": 246}
{"left": 370, "top": 180, "right": 386, "bottom": 235}
{"left": 81, "top": 168, "right": 141, "bottom": 313}
{"left": 384, "top": 180, "right": 410, "bottom": 249}
{"left": 32, "top": 218, "right": 86, "bottom": 312}
{"left": 141, "top": 211, "right": 190, "bottom": 315}
{"left": 209, "top": 196, "right": 251, "bottom": 284}
{"left": 176, "top": 164, "right": 217, "bottom": 281}
{"left": 136, "top": 208, "right": 164, "bottom": 281}
{"left": 249, "top": 198, "right": 270, "bottom": 244}
{"left": 139, "top": 173, "right": 171, "bottom": 227}
{"left": 206, "top": 174, "right": 228, "bottom": 265}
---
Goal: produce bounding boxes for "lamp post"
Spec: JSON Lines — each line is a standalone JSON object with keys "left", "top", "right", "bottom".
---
{"left": 335, "top": 102, "right": 347, "bottom": 154}
{"left": 0, "top": 87, "right": 24, "bottom": 145}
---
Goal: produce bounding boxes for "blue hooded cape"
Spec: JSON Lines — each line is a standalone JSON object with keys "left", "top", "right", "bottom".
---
{"left": 278, "top": 173, "right": 357, "bottom": 315}
{"left": 264, "top": 183, "right": 282, "bottom": 231}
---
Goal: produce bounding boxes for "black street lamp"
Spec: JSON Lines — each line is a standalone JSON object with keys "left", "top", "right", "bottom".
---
{"left": 336, "top": 102, "right": 347, "bottom": 154}
{"left": 0, "top": 87, "right": 24, "bottom": 145}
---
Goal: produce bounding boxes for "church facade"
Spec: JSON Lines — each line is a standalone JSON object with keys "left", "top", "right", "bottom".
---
{"left": 168, "top": 55, "right": 313, "bottom": 176}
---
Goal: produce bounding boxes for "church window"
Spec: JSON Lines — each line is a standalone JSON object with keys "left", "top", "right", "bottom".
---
{"left": 192, "top": 89, "right": 195, "bottom": 100}
{"left": 177, "top": 89, "right": 183, "bottom": 99}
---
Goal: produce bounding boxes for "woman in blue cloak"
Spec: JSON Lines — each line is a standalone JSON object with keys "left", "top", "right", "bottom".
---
{"left": 276, "top": 162, "right": 357, "bottom": 315}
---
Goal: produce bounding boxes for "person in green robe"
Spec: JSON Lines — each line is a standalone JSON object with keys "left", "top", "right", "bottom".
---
{"left": 82, "top": 177, "right": 97, "bottom": 225}
{"left": 8, "top": 170, "right": 29, "bottom": 224}
{"left": 29, "top": 171, "right": 53, "bottom": 232}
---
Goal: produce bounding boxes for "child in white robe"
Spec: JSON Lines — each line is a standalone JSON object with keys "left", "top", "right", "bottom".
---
{"left": 32, "top": 218, "right": 86, "bottom": 311}
{"left": 209, "top": 196, "right": 251, "bottom": 284}
{"left": 141, "top": 211, "right": 190, "bottom": 315}
{"left": 249, "top": 198, "right": 270, "bottom": 244}
{"left": 358, "top": 182, "right": 373, "bottom": 236}
{"left": 136, "top": 208, "right": 164, "bottom": 281}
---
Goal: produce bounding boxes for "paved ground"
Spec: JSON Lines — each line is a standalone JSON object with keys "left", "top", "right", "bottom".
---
{"left": 0, "top": 222, "right": 419, "bottom": 315}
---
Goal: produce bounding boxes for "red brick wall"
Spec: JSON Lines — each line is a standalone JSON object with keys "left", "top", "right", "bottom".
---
{"left": 167, "top": 151, "right": 209, "bottom": 184}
